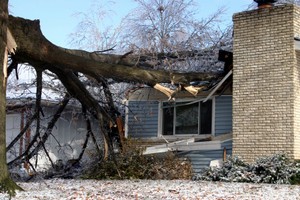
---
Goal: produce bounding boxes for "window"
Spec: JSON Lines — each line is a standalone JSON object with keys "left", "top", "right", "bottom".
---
{"left": 162, "top": 100, "right": 212, "bottom": 135}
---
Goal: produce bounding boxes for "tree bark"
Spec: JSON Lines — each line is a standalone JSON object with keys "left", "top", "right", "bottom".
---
{"left": 0, "top": 0, "right": 22, "bottom": 196}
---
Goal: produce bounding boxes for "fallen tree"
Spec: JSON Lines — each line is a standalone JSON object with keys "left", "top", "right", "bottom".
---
{"left": 0, "top": 5, "right": 225, "bottom": 196}
{"left": 8, "top": 16, "right": 220, "bottom": 87}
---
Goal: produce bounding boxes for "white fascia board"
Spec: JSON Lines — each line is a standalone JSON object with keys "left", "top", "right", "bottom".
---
{"left": 143, "top": 139, "right": 221, "bottom": 154}
{"left": 203, "top": 69, "right": 233, "bottom": 103}
{"left": 175, "top": 141, "right": 221, "bottom": 151}
{"left": 143, "top": 147, "right": 171, "bottom": 155}
{"left": 145, "top": 138, "right": 195, "bottom": 151}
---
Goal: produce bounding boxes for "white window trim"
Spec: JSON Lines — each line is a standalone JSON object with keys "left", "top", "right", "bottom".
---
{"left": 158, "top": 101, "right": 162, "bottom": 137}
{"left": 158, "top": 96, "right": 215, "bottom": 138}
{"left": 211, "top": 97, "right": 216, "bottom": 137}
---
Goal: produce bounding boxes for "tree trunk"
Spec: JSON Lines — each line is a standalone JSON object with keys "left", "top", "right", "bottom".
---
{"left": 8, "top": 16, "right": 219, "bottom": 86}
{"left": 0, "top": 0, "right": 22, "bottom": 196}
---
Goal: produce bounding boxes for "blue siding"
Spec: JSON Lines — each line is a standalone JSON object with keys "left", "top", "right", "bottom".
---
{"left": 127, "top": 101, "right": 159, "bottom": 138}
{"left": 215, "top": 96, "right": 232, "bottom": 136}
{"left": 179, "top": 140, "right": 232, "bottom": 174}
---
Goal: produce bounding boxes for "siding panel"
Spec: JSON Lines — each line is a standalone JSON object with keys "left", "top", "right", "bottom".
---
{"left": 127, "top": 101, "right": 159, "bottom": 138}
{"left": 215, "top": 96, "right": 232, "bottom": 136}
{"left": 179, "top": 139, "right": 232, "bottom": 174}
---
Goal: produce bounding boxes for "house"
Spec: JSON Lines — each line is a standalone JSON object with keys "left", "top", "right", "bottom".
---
{"left": 125, "top": 2, "right": 300, "bottom": 172}
{"left": 232, "top": 3, "right": 300, "bottom": 162}
{"left": 124, "top": 83, "right": 233, "bottom": 172}
{"left": 6, "top": 98, "right": 101, "bottom": 171}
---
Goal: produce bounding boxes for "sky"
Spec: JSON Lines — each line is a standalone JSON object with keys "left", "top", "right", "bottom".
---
{"left": 9, "top": 0, "right": 253, "bottom": 48}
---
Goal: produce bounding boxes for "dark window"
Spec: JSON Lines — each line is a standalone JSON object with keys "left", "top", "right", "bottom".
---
{"left": 162, "top": 100, "right": 212, "bottom": 135}
{"left": 162, "top": 105, "right": 174, "bottom": 135}
{"left": 200, "top": 101, "right": 212, "bottom": 134}
{"left": 175, "top": 103, "right": 198, "bottom": 135}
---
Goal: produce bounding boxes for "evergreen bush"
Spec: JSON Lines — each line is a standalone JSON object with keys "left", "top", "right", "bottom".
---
{"left": 194, "top": 153, "right": 300, "bottom": 184}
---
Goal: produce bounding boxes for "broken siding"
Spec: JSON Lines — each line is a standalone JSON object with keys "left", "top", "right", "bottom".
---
{"left": 215, "top": 96, "right": 232, "bottom": 136}
{"left": 127, "top": 101, "right": 159, "bottom": 138}
{"left": 179, "top": 140, "right": 232, "bottom": 173}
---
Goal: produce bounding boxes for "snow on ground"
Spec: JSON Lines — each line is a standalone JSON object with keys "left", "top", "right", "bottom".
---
{"left": 1, "top": 179, "right": 300, "bottom": 200}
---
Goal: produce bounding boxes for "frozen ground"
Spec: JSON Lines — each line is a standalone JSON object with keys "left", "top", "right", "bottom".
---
{"left": 1, "top": 179, "right": 300, "bottom": 200}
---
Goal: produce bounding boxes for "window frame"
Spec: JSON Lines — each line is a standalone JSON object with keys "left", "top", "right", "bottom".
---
{"left": 159, "top": 97, "right": 215, "bottom": 137}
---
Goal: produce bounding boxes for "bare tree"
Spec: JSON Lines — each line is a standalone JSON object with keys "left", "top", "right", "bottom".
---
{"left": 116, "top": 0, "right": 232, "bottom": 75}
{"left": 120, "top": 0, "right": 226, "bottom": 53}
{"left": 68, "top": 0, "right": 121, "bottom": 53}
{"left": 121, "top": 0, "right": 195, "bottom": 53}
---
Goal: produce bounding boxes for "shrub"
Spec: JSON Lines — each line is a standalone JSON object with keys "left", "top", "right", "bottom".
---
{"left": 81, "top": 139, "right": 193, "bottom": 180}
{"left": 194, "top": 153, "right": 300, "bottom": 184}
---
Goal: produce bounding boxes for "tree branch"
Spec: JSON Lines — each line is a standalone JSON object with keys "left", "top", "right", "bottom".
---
{"left": 6, "top": 112, "right": 37, "bottom": 151}
{"left": 8, "top": 94, "right": 70, "bottom": 167}
{"left": 8, "top": 15, "right": 220, "bottom": 86}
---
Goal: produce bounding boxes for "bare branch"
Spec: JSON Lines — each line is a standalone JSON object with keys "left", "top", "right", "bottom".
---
{"left": 8, "top": 15, "right": 220, "bottom": 86}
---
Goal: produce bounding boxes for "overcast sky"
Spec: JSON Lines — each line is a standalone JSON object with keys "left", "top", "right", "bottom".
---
{"left": 9, "top": 0, "right": 252, "bottom": 47}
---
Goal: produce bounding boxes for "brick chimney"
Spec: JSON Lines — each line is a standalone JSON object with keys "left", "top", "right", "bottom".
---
{"left": 232, "top": 4, "right": 300, "bottom": 162}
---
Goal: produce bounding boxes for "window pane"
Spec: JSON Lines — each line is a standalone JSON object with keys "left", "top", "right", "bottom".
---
{"left": 200, "top": 100, "right": 212, "bottom": 134}
{"left": 175, "top": 103, "right": 198, "bottom": 135}
{"left": 162, "top": 104, "right": 174, "bottom": 135}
